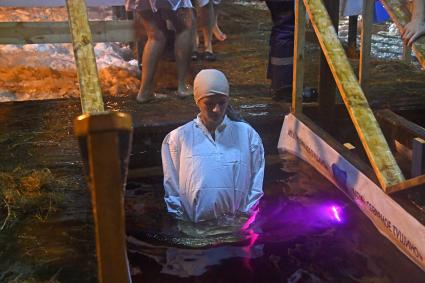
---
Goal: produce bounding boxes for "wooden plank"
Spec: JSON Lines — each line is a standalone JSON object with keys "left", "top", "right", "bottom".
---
{"left": 292, "top": 0, "right": 306, "bottom": 114}
{"left": 381, "top": 0, "right": 425, "bottom": 69}
{"left": 0, "top": 0, "right": 125, "bottom": 7}
{"left": 359, "top": 0, "right": 373, "bottom": 93}
{"left": 0, "top": 21, "right": 134, "bottom": 44}
{"left": 66, "top": 0, "right": 104, "bottom": 113}
{"left": 347, "top": 15, "right": 358, "bottom": 58}
{"left": 294, "top": 112, "right": 379, "bottom": 184}
{"left": 303, "top": 0, "right": 405, "bottom": 190}
{"left": 387, "top": 174, "right": 425, "bottom": 193}
{"left": 128, "top": 166, "right": 163, "bottom": 179}
{"left": 318, "top": 0, "right": 339, "bottom": 131}
{"left": 343, "top": 142, "right": 356, "bottom": 151}
{"left": 412, "top": 137, "right": 425, "bottom": 177}
{"left": 403, "top": 42, "right": 412, "bottom": 63}
{"left": 375, "top": 109, "right": 425, "bottom": 150}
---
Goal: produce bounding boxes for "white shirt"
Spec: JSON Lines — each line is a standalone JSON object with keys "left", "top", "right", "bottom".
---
{"left": 161, "top": 115, "right": 265, "bottom": 223}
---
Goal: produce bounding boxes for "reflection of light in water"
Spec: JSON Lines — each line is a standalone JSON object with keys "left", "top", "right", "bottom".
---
{"left": 331, "top": 205, "right": 342, "bottom": 223}
{"left": 241, "top": 208, "right": 259, "bottom": 230}
{"left": 241, "top": 209, "right": 260, "bottom": 271}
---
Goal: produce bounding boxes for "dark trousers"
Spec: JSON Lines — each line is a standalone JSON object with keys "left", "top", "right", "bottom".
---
{"left": 266, "top": 1, "right": 295, "bottom": 92}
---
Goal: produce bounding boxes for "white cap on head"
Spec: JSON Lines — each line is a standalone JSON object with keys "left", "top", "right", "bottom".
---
{"left": 194, "top": 69, "right": 229, "bottom": 103}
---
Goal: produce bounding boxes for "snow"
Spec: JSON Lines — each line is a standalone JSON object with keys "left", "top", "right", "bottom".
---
{"left": 0, "top": 6, "right": 140, "bottom": 102}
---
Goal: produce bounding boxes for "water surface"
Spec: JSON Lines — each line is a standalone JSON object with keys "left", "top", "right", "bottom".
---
{"left": 125, "top": 153, "right": 425, "bottom": 282}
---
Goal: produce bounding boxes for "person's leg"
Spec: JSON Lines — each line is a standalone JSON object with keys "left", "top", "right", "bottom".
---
{"left": 191, "top": 1, "right": 200, "bottom": 60}
{"left": 199, "top": 1, "right": 214, "bottom": 54}
{"left": 136, "top": 12, "right": 167, "bottom": 102}
{"left": 169, "top": 8, "right": 195, "bottom": 96}
{"left": 212, "top": 3, "right": 226, "bottom": 42}
{"left": 265, "top": 1, "right": 294, "bottom": 99}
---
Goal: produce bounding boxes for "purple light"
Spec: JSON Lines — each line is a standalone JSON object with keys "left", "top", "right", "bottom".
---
{"left": 331, "top": 205, "right": 342, "bottom": 222}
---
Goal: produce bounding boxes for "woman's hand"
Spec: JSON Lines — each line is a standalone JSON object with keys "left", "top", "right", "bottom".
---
{"left": 402, "top": 19, "right": 425, "bottom": 46}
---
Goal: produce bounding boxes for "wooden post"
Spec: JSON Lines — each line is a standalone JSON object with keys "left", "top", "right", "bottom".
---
{"left": 292, "top": 0, "right": 306, "bottom": 114}
{"left": 303, "top": 0, "right": 405, "bottom": 190}
{"left": 375, "top": 109, "right": 425, "bottom": 151}
{"left": 74, "top": 112, "right": 133, "bottom": 283}
{"left": 318, "top": 0, "right": 339, "bottom": 131}
{"left": 66, "top": 0, "right": 104, "bottom": 113}
{"left": 403, "top": 42, "right": 412, "bottom": 63}
{"left": 347, "top": 16, "right": 358, "bottom": 58}
{"left": 359, "top": 0, "right": 373, "bottom": 94}
{"left": 412, "top": 137, "right": 425, "bottom": 177}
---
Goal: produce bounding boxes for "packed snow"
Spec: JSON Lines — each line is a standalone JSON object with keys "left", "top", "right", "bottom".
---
{"left": 0, "top": 6, "right": 140, "bottom": 102}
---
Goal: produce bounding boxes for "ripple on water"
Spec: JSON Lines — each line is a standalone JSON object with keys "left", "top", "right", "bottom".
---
{"left": 126, "top": 152, "right": 424, "bottom": 281}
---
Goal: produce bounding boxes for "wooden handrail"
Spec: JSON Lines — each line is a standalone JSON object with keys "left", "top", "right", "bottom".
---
{"left": 303, "top": 0, "right": 405, "bottom": 191}
{"left": 0, "top": 21, "right": 134, "bottom": 44}
{"left": 66, "top": 0, "right": 104, "bottom": 114}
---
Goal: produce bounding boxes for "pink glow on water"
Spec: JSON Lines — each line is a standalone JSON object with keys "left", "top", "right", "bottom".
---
{"left": 241, "top": 208, "right": 260, "bottom": 270}
{"left": 331, "top": 205, "right": 342, "bottom": 222}
{"left": 242, "top": 208, "right": 259, "bottom": 230}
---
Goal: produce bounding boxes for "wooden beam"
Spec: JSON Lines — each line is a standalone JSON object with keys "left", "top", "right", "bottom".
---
{"left": 347, "top": 15, "right": 358, "bottom": 58}
{"left": 292, "top": 0, "right": 306, "bottom": 114}
{"left": 128, "top": 166, "right": 163, "bottom": 179}
{"left": 387, "top": 174, "right": 425, "bottom": 194}
{"left": 412, "top": 137, "right": 425, "bottom": 177}
{"left": 66, "top": 0, "right": 104, "bottom": 113}
{"left": 74, "top": 112, "right": 132, "bottom": 283}
{"left": 318, "top": 0, "right": 339, "bottom": 131}
{"left": 359, "top": 0, "right": 373, "bottom": 93}
{"left": 381, "top": 0, "right": 425, "bottom": 69}
{"left": 303, "top": 0, "right": 405, "bottom": 190}
{"left": 0, "top": 20, "right": 134, "bottom": 44}
{"left": 294, "top": 112, "right": 379, "bottom": 184}
{"left": 375, "top": 109, "right": 425, "bottom": 150}
{"left": 403, "top": 42, "right": 412, "bottom": 63}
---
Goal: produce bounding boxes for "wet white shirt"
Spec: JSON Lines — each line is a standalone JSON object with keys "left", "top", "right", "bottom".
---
{"left": 161, "top": 115, "right": 265, "bottom": 223}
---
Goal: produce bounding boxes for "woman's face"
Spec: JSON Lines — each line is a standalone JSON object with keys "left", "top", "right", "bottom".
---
{"left": 197, "top": 94, "right": 229, "bottom": 131}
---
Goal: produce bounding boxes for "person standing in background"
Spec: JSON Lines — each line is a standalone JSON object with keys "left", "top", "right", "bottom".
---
{"left": 265, "top": 0, "right": 295, "bottom": 101}
{"left": 134, "top": 0, "right": 195, "bottom": 103}
{"left": 192, "top": 0, "right": 226, "bottom": 61}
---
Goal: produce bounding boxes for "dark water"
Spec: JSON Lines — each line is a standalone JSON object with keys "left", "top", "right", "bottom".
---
{"left": 125, "top": 153, "right": 425, "bottom": 283}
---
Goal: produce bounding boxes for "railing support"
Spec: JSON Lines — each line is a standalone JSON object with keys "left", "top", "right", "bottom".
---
{"left": 317, "top": 0, "right": 339, "bottom": 132}
{"left": 359, "top": 0, "right": 374, "bottom": 94}
{"left": 292, "top": 0, "right": 306, "bottom": 114}
{"left": 74, "top": 112, "right": 133, "bottom": 283}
